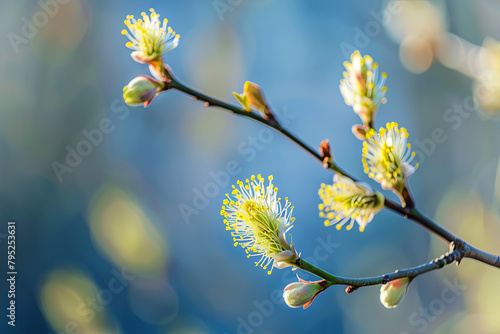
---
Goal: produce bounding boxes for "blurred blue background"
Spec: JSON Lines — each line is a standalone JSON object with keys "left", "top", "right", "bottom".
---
{"left": 1, "top": 0, "right": 500, "bottom": 333}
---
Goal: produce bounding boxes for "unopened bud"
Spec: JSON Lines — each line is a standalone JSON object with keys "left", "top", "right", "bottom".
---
{"left": 319, "top": 139, "right": 333, "bottom": 168}
{"left": 234, "top": 81, "right": 276, "bottom": 122}
{"left": 379, "top": 277, "right": 411, "bottom": 309}
{"left": 232, "top": 92, "right": 251, "bottom": 112}
{"left": 123, "top": 75, "right": 165, "bottom": 107}
{"left": 283, "top": 278, "right": 328, "bottom": 309}
{"left": 319, "top": 140, "right": 331, "bottom": 159}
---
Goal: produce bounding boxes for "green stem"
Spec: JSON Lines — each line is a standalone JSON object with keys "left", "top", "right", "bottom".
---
{"left": 297, "top": 259, "right": 340, "bottom": 286}
{"left": 299, "top": 250, "right": 461, "bottom": 288}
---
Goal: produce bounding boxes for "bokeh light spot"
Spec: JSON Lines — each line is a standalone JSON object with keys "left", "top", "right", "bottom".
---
{"left": 38, "top": 269, "right": 117, "bottom": 333}
{"left": 89, "top": 185, "right": 168, "bottom": 276}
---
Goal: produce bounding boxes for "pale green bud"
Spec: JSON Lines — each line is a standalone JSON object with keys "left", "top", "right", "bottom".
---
{"left": 232, "top": 92, "right": 251, "bottom": 111}
{"left": 123, "top": 75, "right": 165, "bottom": 107}
{"left": 243, "top": 82, "right": 269, "bottom": 112}
{"left": 283, "top": 278, "right": 327, "bottom": 309}
{"left": 233, "top": 81, "right": 276, "bottom": 122}
{"left": 379, "top": 277, "right": 411, "bottom": 309}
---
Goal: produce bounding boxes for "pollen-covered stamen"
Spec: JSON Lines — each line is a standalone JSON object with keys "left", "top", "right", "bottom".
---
{"left": 339, "top": 50, "right": 388, "bottom": 127}
{"left": 318, "top": 175, "right": 384, "bottom": 232}
{"left": 362, "top": 122, "right": 418, "bottom": 206}
{"left": 122, "top": 8, "right": 180, "bottom": 62}
{"left": 221, "top": 175, "right": 298, "bottom": 275}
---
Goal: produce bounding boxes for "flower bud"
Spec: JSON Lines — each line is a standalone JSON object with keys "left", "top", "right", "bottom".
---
{"left": 233, "top": 82, "right": 276, "bottom": 122}
{"left": 283, "top": 278, "right": 328, "bottom": 309}
{"left": 379, "top": 277, "right": 411, "bottom": 309}
{"left": 319, "top": 139, "right": 332, "bottom": 160}
{"left": 232, "top": 92, "right": 251, "bottom": 111}
{"left": 319, "top": 139, "right": 333, "bottom": 168}
{"left": 244, "top": 82, "right": 268, "bottom": 111}
{"left": 123, "top": 75, "right": 165, "bottom": 107}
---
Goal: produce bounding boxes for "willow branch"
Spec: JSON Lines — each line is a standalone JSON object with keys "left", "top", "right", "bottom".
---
{"left": 169, "top": 79, "right": 352, "bottom": 177}
{"left": 383, "top": 199, "right": 457, "bottom": 243}
{"left": 464, "top": 243, "right": 500, "bottom": 268}
{"left": 299, "top": 250, "right": 462, "bottom": 288}
{"left": 167, "top": 77, "right": 500, "bottom": 269}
